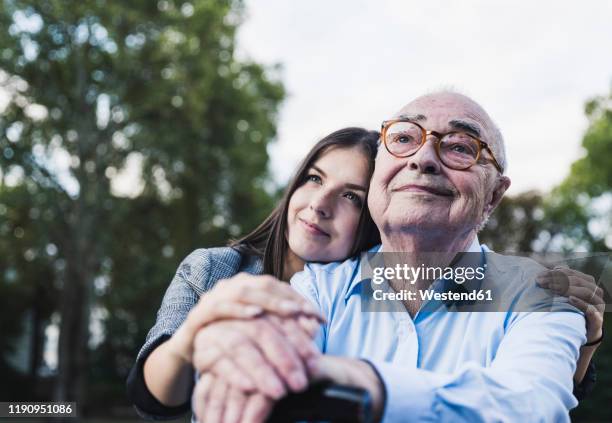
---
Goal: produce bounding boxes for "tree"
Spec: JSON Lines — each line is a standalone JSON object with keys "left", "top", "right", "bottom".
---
{"left": 483, "top": 86, "right": 612, "bottom": 253}
{"left": 0, "top": 183, "right": 57, "bottom": 401}
{"left": 481, "top": 86, "right": 612, "bottom": 421}
{"left": 0, "top": 0, "right": 283, "bottom": 412}
{"left": 480, "top": 191, "right": 546, "bottom": 252}
{"left": 544, "top": 88, "right": 612, "bottom": 253}
{"left": 557, "top": 87, "right": 612, "bottom": 422}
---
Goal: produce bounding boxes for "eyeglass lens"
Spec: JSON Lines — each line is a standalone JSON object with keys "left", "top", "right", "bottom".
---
{"left": 385, "top": 121, "right": 480, "bottom": 169}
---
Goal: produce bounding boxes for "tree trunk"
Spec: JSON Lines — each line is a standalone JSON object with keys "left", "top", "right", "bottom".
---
{"left": 54, "top": 249, "right": 92, "bottom": 415}
{"left": 28, "top": 287, "right": 43, "bottom": 378}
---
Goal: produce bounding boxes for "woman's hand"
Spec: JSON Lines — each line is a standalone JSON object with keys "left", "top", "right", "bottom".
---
{"left": 169, "top": 273, "right": 323, "bottom": 363}
{"left": 192, "top": 314, "right": 320, "bottom": 397}
{"left": 191, "top": 314, "right": 321, "bottom": 423}
{"left": 536, "top": 267, "right": 604, "bottom": 343}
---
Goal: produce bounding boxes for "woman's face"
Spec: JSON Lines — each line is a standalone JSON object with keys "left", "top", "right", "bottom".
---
{"left": 287, "top": 146, "right": 370, "bottom": 263}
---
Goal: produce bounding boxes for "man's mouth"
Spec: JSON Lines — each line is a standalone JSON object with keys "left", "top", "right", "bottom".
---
{"left": 393, "top": 184, "right": 454, "bottom": 197}
{"left": 299, "top": 218, "right": 330, "bottom": 237}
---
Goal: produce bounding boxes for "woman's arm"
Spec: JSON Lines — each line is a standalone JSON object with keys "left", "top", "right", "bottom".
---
{"left": 135, "top": 265, "right": 323, "bottom": 410}
{"left": 127, "top": 249, "right": 210, "bottom": 417}
{"left": 536, "top": 267, "right": 604, "bottom": 384}
{"left": 570, "top": 303, "right": 603, "bottom": 384}
{"left": 142, "top": 318, "right": 202, "bottom": 406}
{"left": 574, "top": 344, "right": 599, "bottom": 386}
{"left": 140, "top": 277, "right": 267, "bottom": 406}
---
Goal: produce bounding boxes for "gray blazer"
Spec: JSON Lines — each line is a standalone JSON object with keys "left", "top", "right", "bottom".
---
{"left": 132, "top": 247, "right": 263, "bottom": 419}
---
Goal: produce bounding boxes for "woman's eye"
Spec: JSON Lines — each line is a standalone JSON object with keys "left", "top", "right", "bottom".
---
{"left": 343, "top": 192, "right": 362, "bottom": 206}
{"left": 306, "top": 174, "right": 322, "bottom": 184}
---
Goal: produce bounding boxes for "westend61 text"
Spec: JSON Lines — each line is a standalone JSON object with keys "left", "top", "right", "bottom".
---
{"left": 373, "top": 289, "right": 493, "bottom": 302}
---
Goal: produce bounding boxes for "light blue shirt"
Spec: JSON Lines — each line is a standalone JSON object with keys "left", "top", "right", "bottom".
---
{"left": 291, "top": 238, "right": 586, "bottom": 422}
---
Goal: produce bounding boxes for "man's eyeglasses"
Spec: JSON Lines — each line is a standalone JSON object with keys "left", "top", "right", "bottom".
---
{"left": 380, "top": 119, "right": 504, "bottom": 173}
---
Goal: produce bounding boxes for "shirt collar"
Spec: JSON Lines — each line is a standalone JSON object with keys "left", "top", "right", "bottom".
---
{"left": 465, "top": 236, "right": 482, "bottom": 254}
{"left": 345, "top": 236, "right": 482, "bottom": 301}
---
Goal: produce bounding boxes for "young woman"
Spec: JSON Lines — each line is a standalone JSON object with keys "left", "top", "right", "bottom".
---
{"left": 127, "top": 127, "right": 603, "bottom": 420}
{"left": 127, "top": 127, "right": 382, "bottom": 418}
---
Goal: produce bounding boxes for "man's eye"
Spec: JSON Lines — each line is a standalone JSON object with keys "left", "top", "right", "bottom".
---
{"left": 447, "top": 142, "right": 477, "bottom": 157}
{"left": 395, "top": 135, "right": 414, "bottom": 144}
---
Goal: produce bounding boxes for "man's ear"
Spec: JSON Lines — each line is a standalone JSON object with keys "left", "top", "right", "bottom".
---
{"left": 485, "top": 175, "right": 511, "bottom": 215}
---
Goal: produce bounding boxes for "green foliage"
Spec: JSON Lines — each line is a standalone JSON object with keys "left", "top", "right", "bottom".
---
{"left": 563, "top": 88, "right": 612, "bottom": 422}
{"left": 482, "top": 87, "right": 611, "bottom": 254}
{"left": 545, "top": 88, "right": 612, "bottom": 253}
{"left": 572, "top": 94, "right": 612, "bottom": 197}
{"left": 480, "top": 191, "right": 546, "bottom": 252}
{"left": 0, "top": 0, "right": 610, "bottom": 418}
{"left": 0, "top": 183, "right": 57, "bottom": 400}
{"left": 0, "top": 0, "right": 283, "bottom": 411}
{"left": 481, "top": 87, "right": 612, "bottom": 421}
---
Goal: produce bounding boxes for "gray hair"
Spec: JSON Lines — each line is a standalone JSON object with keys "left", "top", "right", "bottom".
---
{"left": 488, "top": 120, "right": 508, "bottom": 174}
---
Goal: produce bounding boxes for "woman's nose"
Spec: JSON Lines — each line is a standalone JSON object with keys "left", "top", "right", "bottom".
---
{"left": 309, "top": 191, "right": 332, "bottom": 218}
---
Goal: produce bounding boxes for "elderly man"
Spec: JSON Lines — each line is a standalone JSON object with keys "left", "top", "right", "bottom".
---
{"left": 190, "top": 91, "right": 585, "bottom": 422}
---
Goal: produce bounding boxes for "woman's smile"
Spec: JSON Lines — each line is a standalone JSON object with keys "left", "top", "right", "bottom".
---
{"left": 298, "top": 218, "right": 330, "bottom": 237}
{"left": 287, "top": 146, "right": 369, "bottom": 263}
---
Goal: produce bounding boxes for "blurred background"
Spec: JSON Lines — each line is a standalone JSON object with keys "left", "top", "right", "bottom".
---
{"left": 0, "top": 0, "right": 610, "bottom": 421}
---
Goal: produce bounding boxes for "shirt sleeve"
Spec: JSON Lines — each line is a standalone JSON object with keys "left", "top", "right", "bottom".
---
{"left": 127, "top": 249, "right": 208, "bottom": 419}
{"left": 126, "top": 334, "right": 191, "bottom": 420}
{"left": 370, "top": 310, "right": 586, "bottom": 423}
{"left": 290, "top": 266, "right": 327, "bottom": 351}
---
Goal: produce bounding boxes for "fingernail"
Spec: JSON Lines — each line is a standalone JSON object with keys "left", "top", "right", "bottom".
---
{"left": 289, "top": 371, "right": 307, "bottom": 391}
{"left": 240, "top": 377, "right": 256, "bottom": 390}
{"left": 267, "top": 378, "right": 286, "bottom": 399}
{"left": 310, "top": 317, "right": 324, "bottom": 328}
{"left": 301, "top": 319, "right": 318, "bottom": 335}
{"left": 280, "top": 301, "right": 300, "bottom": 313}
{"left": 301, "top": 301, "right": 319, "bottom": 314}
{"left": 243, "top": 305, "right": 263, "bottom": 316}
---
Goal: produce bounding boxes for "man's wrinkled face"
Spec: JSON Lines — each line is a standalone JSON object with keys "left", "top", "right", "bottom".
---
{"left": 368, "top": 93, "right": 510, "bottom": 240}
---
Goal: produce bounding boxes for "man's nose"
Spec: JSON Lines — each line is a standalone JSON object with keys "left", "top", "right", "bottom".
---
{"left": 310, "top": 190, "right": 333, "bottom": 218}
{"left": 407, "top": 135, "right": 442, "bottom": 174}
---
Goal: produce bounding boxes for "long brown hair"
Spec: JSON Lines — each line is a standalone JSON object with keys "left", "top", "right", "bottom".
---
{"left": 231, "top": 127, "right": 381, "bottom": 280}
